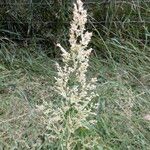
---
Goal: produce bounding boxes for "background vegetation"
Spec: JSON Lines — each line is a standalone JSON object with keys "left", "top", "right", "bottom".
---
{"left": 0, "top": 0, "right": 150, "bottom": 149}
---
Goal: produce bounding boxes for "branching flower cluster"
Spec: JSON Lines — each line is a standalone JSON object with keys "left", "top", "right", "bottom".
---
{"left": 55, "top": 0, "right": 98, "bottom": 110}
{"left": 39, "top": 0, "right": 99, "bottom": 149}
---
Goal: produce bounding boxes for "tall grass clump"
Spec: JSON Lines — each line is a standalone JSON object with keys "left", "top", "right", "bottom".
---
{"left": 38, "top": 0, "right": 100, "bottom": 149}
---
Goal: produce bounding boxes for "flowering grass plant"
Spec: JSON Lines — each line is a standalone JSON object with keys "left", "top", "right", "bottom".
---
{"left": 40, "top": 0, "right": 100, "bottom": 149}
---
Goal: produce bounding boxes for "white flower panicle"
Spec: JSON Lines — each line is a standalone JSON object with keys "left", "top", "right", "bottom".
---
{"left": 69, "top": 0, "right": 92, "bottom": 48}
{"left": 55, "top": 0, "right": 98, "bottom": 106}
{"left": 40, "top": 0, "right": 100, "bottom": 148}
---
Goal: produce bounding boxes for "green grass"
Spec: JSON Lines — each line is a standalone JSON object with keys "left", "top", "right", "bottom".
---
{"left": 0, "top": 1, "right": 150, "bottom": 149}
{"left": 0, "top": 42, "right": 149, "bottom": 149}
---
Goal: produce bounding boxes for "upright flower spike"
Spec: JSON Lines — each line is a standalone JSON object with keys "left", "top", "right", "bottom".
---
{"left": 55, "top": 0, "right": 98, "bottom": 106}
{"left": 41, "top": 0, "right": 100, "bottom": 148}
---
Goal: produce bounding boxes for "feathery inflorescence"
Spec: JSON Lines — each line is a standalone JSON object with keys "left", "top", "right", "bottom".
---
{"left": 55, "top": 0, "right": 98, "bottom": 107}
{"left": 39, "top": 0, "right": 99, "bottom": 149}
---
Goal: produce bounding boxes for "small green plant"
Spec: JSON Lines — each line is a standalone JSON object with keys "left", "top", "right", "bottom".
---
{"left": 38, "top": 0, "right": 100, "bottom": 149}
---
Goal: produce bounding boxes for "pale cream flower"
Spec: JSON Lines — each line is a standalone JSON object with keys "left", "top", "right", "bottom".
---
{"left": 143, "top": 114, "right": 150, "bottom": 121}
{"left": 55, "top": 0, "right": 97, "bottom": 105}
{"left": 39, "top": 0, "right": 100, "bottom": 148}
